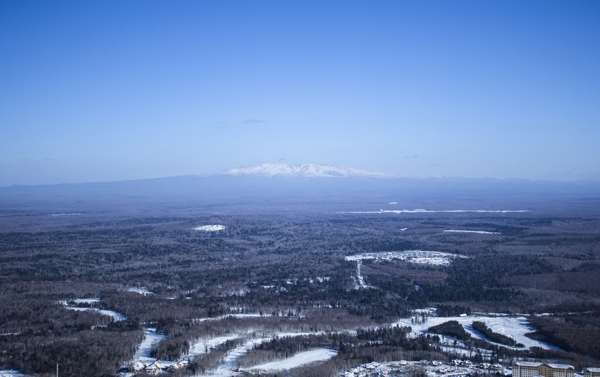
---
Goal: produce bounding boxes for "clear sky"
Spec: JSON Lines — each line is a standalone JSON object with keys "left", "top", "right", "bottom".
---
{"left": 1, "top": 1, "right": 599, "bottom": 186}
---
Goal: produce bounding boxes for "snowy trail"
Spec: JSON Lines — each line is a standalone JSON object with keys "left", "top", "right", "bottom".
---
{"left": 356, "top": 260, "right": 367, "bottom": 289}
{"left": 203, "top": 337, "right": 270, "bottom": 377}
{"left": 188, "top": 335, "right": 242, "bottom": 356}
{"left": 192, "top": 313, "right": 263, "bottom": 324}
{"left": 194, "top": 225, "right": 226, "bottom": 231}
{"left": 58, "top": 301, "right": 127, "bottom": 321}
{"left": 393, "top": 315, "right": 559, "bottom": 350}
{"left": 130, "top": 328, "right": 167, "bottom": 364}
{"left": 248, "top": 348, "right": 338, "bottom": 371}
{"left": 0, "top": 371, "right": 25, "bottom": 377}
{"left": 444, "top": 230, "right": 500, "bottom": 235}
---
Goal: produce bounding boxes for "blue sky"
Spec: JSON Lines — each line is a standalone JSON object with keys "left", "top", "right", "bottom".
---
{"left": 1, "top": 1, "right": 599, "bottom": 185}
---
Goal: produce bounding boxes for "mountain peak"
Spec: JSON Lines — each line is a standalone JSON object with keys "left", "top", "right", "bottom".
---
{"left": 216, "top": 163, "right": 394, "bottom": 178}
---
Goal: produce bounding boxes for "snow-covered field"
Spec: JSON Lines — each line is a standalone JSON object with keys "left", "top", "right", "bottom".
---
{"left": 247, "top": 348, "right": 337, "bottom": 371}
{"left": 72, "top": 298, "right": 100, "bottom": 304}
{"left": 393, "top": 314, "right": 558, "bottom": 350}
{"left": 130, "top": 328, "right": 166, "bottom": 364}
{"left": 193, "top": 225, "right": 226, "bottom": 231}
{"left": 127, "top": 287, "right": 153, "bottom": 295}
{"left": 203, "top": 337, "right": 270, "bottom": 377}
{"left": 192, "top": 313, "right": 264, "bottom": 324}
{"left": 346, "top": 251, "right": 464, "bottom": 266}
{"left": 444, "top": 230, "right": 500, "bottom": 235}
{"left": 345, "top": 209, "right": 529, "bottom": 214}
{"left": 342, "top": 360, "right": 508, "bottom": 377}
{"left": 189, "top": 335, "right": 242, "bottom": 356}
{"left": 0, "top": 370, "right": 25, "bottom": 377}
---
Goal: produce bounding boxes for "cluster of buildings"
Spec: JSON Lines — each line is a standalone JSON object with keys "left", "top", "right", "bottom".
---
{"left": 513, "top": 362, "right": 600, "bottom": 377}
{"left": 124, "top": 360, "right": 189, "bottom": 375}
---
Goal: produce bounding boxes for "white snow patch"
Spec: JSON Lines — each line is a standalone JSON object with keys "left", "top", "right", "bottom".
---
{"left": 0, "top": 370, "right": 25, "bottom": 377}
{"left": 355, "top": 260, "right": 367, "bottom": 289}
{"left": 345, "top": 209, "right": 529, "bottom": 214}
{"left": 218, "top": 163, "right": 393, "bottom": 179}
{"left": 248, "top": 348, "right": 337, "bottom": 371}
{"left": 202, "top": 337, "right": 270, "bottom": 376}
{"left": 189, "top": 335, "right": 242, "bottom": 356}
{"left": 346, "top": 250, "right": 464, "bottom": 266}
{"left": 444, "top": 230, "right": 500, "bottom": 235}
{"left": 128, "top": 287, "right": 153, "bottom": 295}
{"left": 192, "top": 313, "right": 264, "bottom": 324}
{"left": 194, "top": 225, "right": 226, "bottom": 232}
{"left": 342, "top": 360, "right": 508, "bottom": 377}
{"left": 72, "top": 298, "right": 100, "bottom": 304}
{"left": 130, "top": 328, "right": 167, "bottom": 364}
{"left": 393, "top": 315, "right": 559, "bottom": 350}
{"left": 58, "top": 301, "right": 126, "bottom": 321}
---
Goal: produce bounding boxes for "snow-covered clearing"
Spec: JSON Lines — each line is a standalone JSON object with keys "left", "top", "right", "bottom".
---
{"left": 194, "top": 225, "right": 226, "bottom": 231}
{"left": 203, "top": 337, "right": 270, "bottom": 377}
{"left": 127, "top": 287, "right": 153, "bottom": 295}
{"left": 355, "top": 260, "right": 367, "bottom": 289}
{"left": 72, "top": 298, "right": 100, "bottom": 304}
{"left": 189, "top": 335, "right": 242, "bottom": 356}
{"left": 192, "top": 313, "right": 264, "bottom": 324}
{"left": 0, "top": 370, "right": 25, "bottom": 377}
{"left": 342, "top": 360, "right": 508, "bottom": 377}
{"left": 393, "top": 315, "right": 558, "bottom": 350}
{"left": 346, "top": 250, "right": 464, "bottom": 266}
{"left": 130, "top": 328, "right": 167, "bottom": 364}
{"left": 248, "top": 348, "right": 337, "bottom": 371}
{"left": 444, "top": 230, "right": 500, "bottom": 235}
{"left": 57, "top": 301, "right": 127, "bottom": 321}
{"left": 345, "top": 209, "right": 529, "bottom": 214}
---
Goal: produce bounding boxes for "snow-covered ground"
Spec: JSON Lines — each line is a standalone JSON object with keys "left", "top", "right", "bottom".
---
{"left": 192, "top": 313, "right": 264, "bottom": 324}
{"left": 346, "top": 251, "right": 465, "bottom": 266}
{"left": 202, "top": 337, "right": 270, "bottom": 377}
{"left": 342, "top": 360, "right": 508, "bottom": 377}
{"left": 0, "top": 370, "right": 25, "bottom": 377}
{"left": 127, "top": 287, "right": 153, "bottom": 295}
{"left": 355, "top": 260, "right": 367, "bottom": 289}
{"left": 345, "top": 209, "right": 529, "bottom": 214}
{"left": 220, "top": 163, "right": 393, "bottom": 178}
{"left": 189, "top": 335, "right": 242, "bottom": 356}
{"left": 72, "top": 298, "right": 100, "bottom": 304}
{"left": 393, "top": 315, "right": 559, "bottom": 350}
{"left": 444, "top": 230, "right": 500, "bottom": 235}
{"left": 130, "top": 328, "right": 167, "bottom": 364}
{"left": 193, "top": 225, "right": 226, "bottom": 231}
{"left": 247, "top": 348, "right": 337, "bottom": 371}
{"left": 57, "top": 300, "right": 127, "bottom": 321}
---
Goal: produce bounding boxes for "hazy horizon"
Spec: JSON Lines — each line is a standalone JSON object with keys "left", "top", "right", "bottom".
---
{"left": 1, "top": 1, "right": 599, "bottom": 186}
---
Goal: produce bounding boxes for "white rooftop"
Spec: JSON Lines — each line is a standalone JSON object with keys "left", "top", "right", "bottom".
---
{"left": 515, "top": 362, "right": 542, "bottom": 367}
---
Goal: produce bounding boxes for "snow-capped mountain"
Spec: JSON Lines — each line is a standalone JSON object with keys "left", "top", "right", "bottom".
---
{"left": 218, "top": 163, "right": 394, "bottom": 178}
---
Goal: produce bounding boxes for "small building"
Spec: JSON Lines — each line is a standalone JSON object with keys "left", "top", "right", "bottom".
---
{"left": 583, "top": 368, "right": 600, "bottom": 377}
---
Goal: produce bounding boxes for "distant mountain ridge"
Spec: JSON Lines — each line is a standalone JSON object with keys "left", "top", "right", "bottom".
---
{"left": 216, "top": 163, "right": 395, "bottom": 179}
